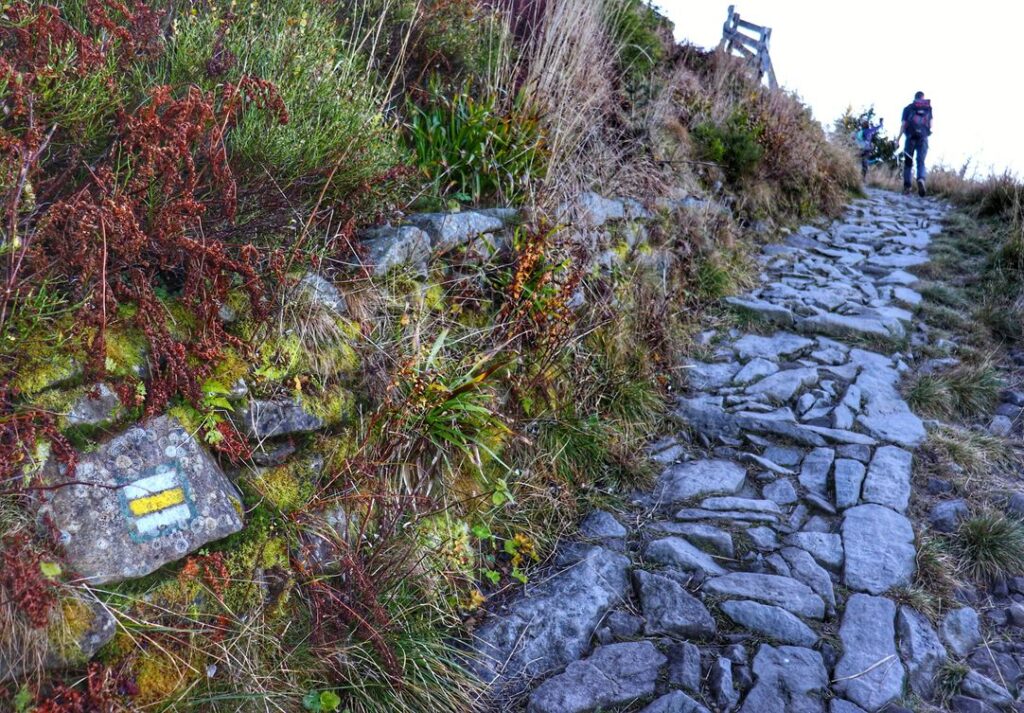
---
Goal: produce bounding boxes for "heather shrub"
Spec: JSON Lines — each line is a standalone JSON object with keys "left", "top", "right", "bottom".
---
{"left": 692, "top": 111, "right": 764, "bottom": 183}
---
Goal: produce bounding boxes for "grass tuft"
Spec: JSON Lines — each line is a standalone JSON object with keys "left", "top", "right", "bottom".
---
{"left": 954, "top": 513, "right": 1024, "bottom": 581}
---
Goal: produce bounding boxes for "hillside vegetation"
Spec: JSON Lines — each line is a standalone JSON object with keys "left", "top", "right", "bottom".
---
{"left": 0, "top": 1, "right": 859, "bottom": 710}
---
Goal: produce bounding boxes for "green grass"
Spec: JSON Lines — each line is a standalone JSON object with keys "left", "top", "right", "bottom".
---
{"left": 935, "top": 660, "right": 970, "bottom": 705}
{"left": 924, "top": 424, "right": 1015, "bottom": 480}
{"left": 406, "top": 89, "right": 547, "bottom": 207}
{"left": 954, "top": 513, "right": 1024, "bottom": 581}
{"left": 157, "top": 0, "right": 404, "bottom": 204}
{"left": 905, "top": 362, "right": 1002, "bottom": 420}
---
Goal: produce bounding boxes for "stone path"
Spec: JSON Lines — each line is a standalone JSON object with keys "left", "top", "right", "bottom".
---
{"left": 471, "top": 191, "right": 1017, "bottom": 711}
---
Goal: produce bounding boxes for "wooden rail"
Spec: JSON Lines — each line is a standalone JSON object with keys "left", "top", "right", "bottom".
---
{"left": 719, "top": 5, "right": 778, "bottom": 90}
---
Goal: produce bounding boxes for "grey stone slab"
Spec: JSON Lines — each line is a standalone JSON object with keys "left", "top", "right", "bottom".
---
{"left": 833, "top": 459, "right": 866, "bottom": 510}
{"left": 640, "top": 691, "right": 711, "bottom": 713}
{"left": 745, "top": 367, "right": 820, "bottom": 404}
{"left": 960, "top": 670, "right": 1013, "bottom": 707}
{"left": 471, "top": 546, "right": 630, "bottom": 683}
{"left": 406, "top": 210, "right": 507, "bottom": 251}
{"left": 764, "top": 445, "right": 805, "bottom": 466}
{"left": 896, "top": 606, "right": 947, "bottom": 700}
{"left": 739, "top": 645, "right": 828, "bottom": 713}
{"left": 527, "top": 641, "right": 666, "bottom": 713}
{"left": 746, "top": 526, "right": 780, "bottom": 551}
{"left": 667, "top": 641, "right": 703, "bottom": 692}
{"left": 359, "top": 225, "right": 431, "bottom": 275}
{"left": 645, "top": 537, "right": 729, "bottom": 575}
{"left": 842, "top": 504, "right": 916, "bottom": 594}
{"left": 709, "top": 656, "right": 739, "bottom": 711}
{"left": 733, "top": 333, "right": 814, "bottom": 362}
{"left": 635, "top": 570, "right": 716, "bottom": 638}
{"left": 733, "top": 358, "right": 781, "bottom": 386}
{"left": 862, "top": 446, "right": 913, "bottom": 513}
{"left": 799, "top": 447, "right": 835, "bottom": 497}
{"left": 646, "top": 522, "right": 735, "bottom": 557}
{"left": 780, "top": 546, "right": 836, "bottom": 615}
{"left": 784, "top": 532, "right": 843, "bottom": 571}
{"left": 833, "top": 594, "right": 905, "bottom": 711}
{"left": 241, "top": 398, "right": 324, "bottom": 440}
{"left": 703, "top": 573, "right": 825, "bottom": 619}
{"left": 799, "top": 425, "right": 877, "bottom": 446}
{"left": 38, "top": 416, "right": 244, "bottom": 585}
{"left": 764, "top": 478, "right": 799, "bottom": 505}
{"left": 700, "top": 497, "right": 782, "bottom": 514}
{"left": 673, "top": 508, "right": 778, "bottom": 524}
{"left": 940, "top": 607, "right": 982, "bottom": 658}
{"left": 654, "top": 459, "right": 747, "bottom": 504}
{"left": 580, "top": 510, "right": 628, "bottom": 539}
{"left": 726, "top": 296, "right": 794, "bottom": 326}
{"left": 685, "top": 360, "right": 741, "bottom": 391}
{"left": 740, "top": 451, "right": 794, "bottom": 475}
{"left": 721, "top": 600, "right": 818, "bottom": 647}
{"left": 67, "top": 382, "right": 123, "bottom": 427}
{"left": 295, "top": 272, "right": 348, "bottom": 315}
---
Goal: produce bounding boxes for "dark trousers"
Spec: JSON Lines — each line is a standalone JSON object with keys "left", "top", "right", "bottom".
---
{"left": 903, "top": 135, "right": 928, "bottom": 187}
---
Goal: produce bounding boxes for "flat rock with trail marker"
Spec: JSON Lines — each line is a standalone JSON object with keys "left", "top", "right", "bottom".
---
{"left": 37, "top": 415, "right": 244, "bottom": 585}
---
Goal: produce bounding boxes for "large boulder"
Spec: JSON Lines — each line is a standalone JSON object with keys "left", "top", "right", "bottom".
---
{"left": 38, "top": 415, "right": 244, "bottom": 584}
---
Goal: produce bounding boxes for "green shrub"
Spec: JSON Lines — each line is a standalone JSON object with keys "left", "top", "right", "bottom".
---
{"left": 692, "top": 111, "right": 764, "bottom": 183}
{"left": 158, "top": 0, "right": 404, "bottom": 204}
{"left": 607, "top": 0, "right": 665, "bottom": 85}
{"left": 406, "top": 89, "right": 547, "bottom": 206}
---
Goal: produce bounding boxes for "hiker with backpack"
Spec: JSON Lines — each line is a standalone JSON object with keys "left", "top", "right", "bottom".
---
{"left": 854, "top": 117, "right": 884, "bottom": 180}
{"left": 897, "top": 91, "right": 933, "bottom": 196}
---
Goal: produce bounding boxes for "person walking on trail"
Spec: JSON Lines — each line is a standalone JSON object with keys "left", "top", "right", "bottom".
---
{"left": 897, "top": 91, "right": 933, "bottom": 196}
{"left": 854, "top": 117, "right": 883, "bottom": 180}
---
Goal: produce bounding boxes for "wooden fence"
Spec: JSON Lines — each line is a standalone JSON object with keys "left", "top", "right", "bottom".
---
{"left": 719, "top": 5, "right": 778, "bottom": 90}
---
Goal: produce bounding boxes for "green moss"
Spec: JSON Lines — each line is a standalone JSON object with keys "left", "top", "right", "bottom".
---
{"left": 104, "top": 325, "right": 147, "bottom": 378}
{"left": 251, "top": 462, "right": 315, "bottom": 513}
{"left": 302, "top": 386, "right": 357, "bottom": 427}
{"left": 423, "top": 283, "right": 446, "bottom": 312}
{"left": 168, "top": 404, "right": 205, "bottom": 435}
{"left": 209, "top": 347, "right": 250, "bottom": 389}
{"left": 48, "top": 596, "right": 95, "bottom": 665}
{"left": 12, "top": 348, "right": 81, "bottom": 397}
{"left": 134, "top": 649, "right": 192, "bottom": 704}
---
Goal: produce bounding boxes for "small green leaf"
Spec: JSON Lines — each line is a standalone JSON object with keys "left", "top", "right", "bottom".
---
{"left": 511, "top": 568, "right": 528, "bottom": 584}
{"left": 471, "top": 523, "right": 492, "bottom": 540}
{"left": 319, "top": 691, "right": 341, "bottom": 712}
{"left": 13, "top": 685, "right": 33, "bottom": 713}
{"left": 39, "top": 561, "right": 61, "bottom": 579}
{"left": 503, "top": 539, "right": 519, "bottom": 556}
{"left": 302, "top": 691, "right": 322, "bottom": 711}
{"left": 483, "top": 569, "right": 500, "bottom": 585}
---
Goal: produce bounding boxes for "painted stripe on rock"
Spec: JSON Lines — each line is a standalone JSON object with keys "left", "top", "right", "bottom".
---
{"left": 121, "top": 468, "right": 179, "bottom": 499}
{"left": 134, "top": 503, "right": 193, "bottom": 536}
{"left": 128, "top": 487, "right": 186, "bottom": 516}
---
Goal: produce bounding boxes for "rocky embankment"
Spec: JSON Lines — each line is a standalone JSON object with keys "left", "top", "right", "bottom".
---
{"left": 470, "top": 191, "right": 1018, "bottom": 712}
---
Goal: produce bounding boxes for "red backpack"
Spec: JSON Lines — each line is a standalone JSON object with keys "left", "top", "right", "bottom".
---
{"left": 908, "top": 99, "right": 932, "bottom": 138}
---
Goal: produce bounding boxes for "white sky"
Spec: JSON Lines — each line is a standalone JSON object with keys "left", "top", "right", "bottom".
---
{"left": 655, "top": 1, "right": 1020, "bottom": 177}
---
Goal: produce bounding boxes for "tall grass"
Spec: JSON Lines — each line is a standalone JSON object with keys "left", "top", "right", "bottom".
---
{"left": 158, "top": 0, "right": 406, "bottom": 202}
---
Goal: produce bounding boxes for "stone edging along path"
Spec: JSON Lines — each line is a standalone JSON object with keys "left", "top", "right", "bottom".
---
{"left": 468, "top": 189, "right": 997, "bottom": 712}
